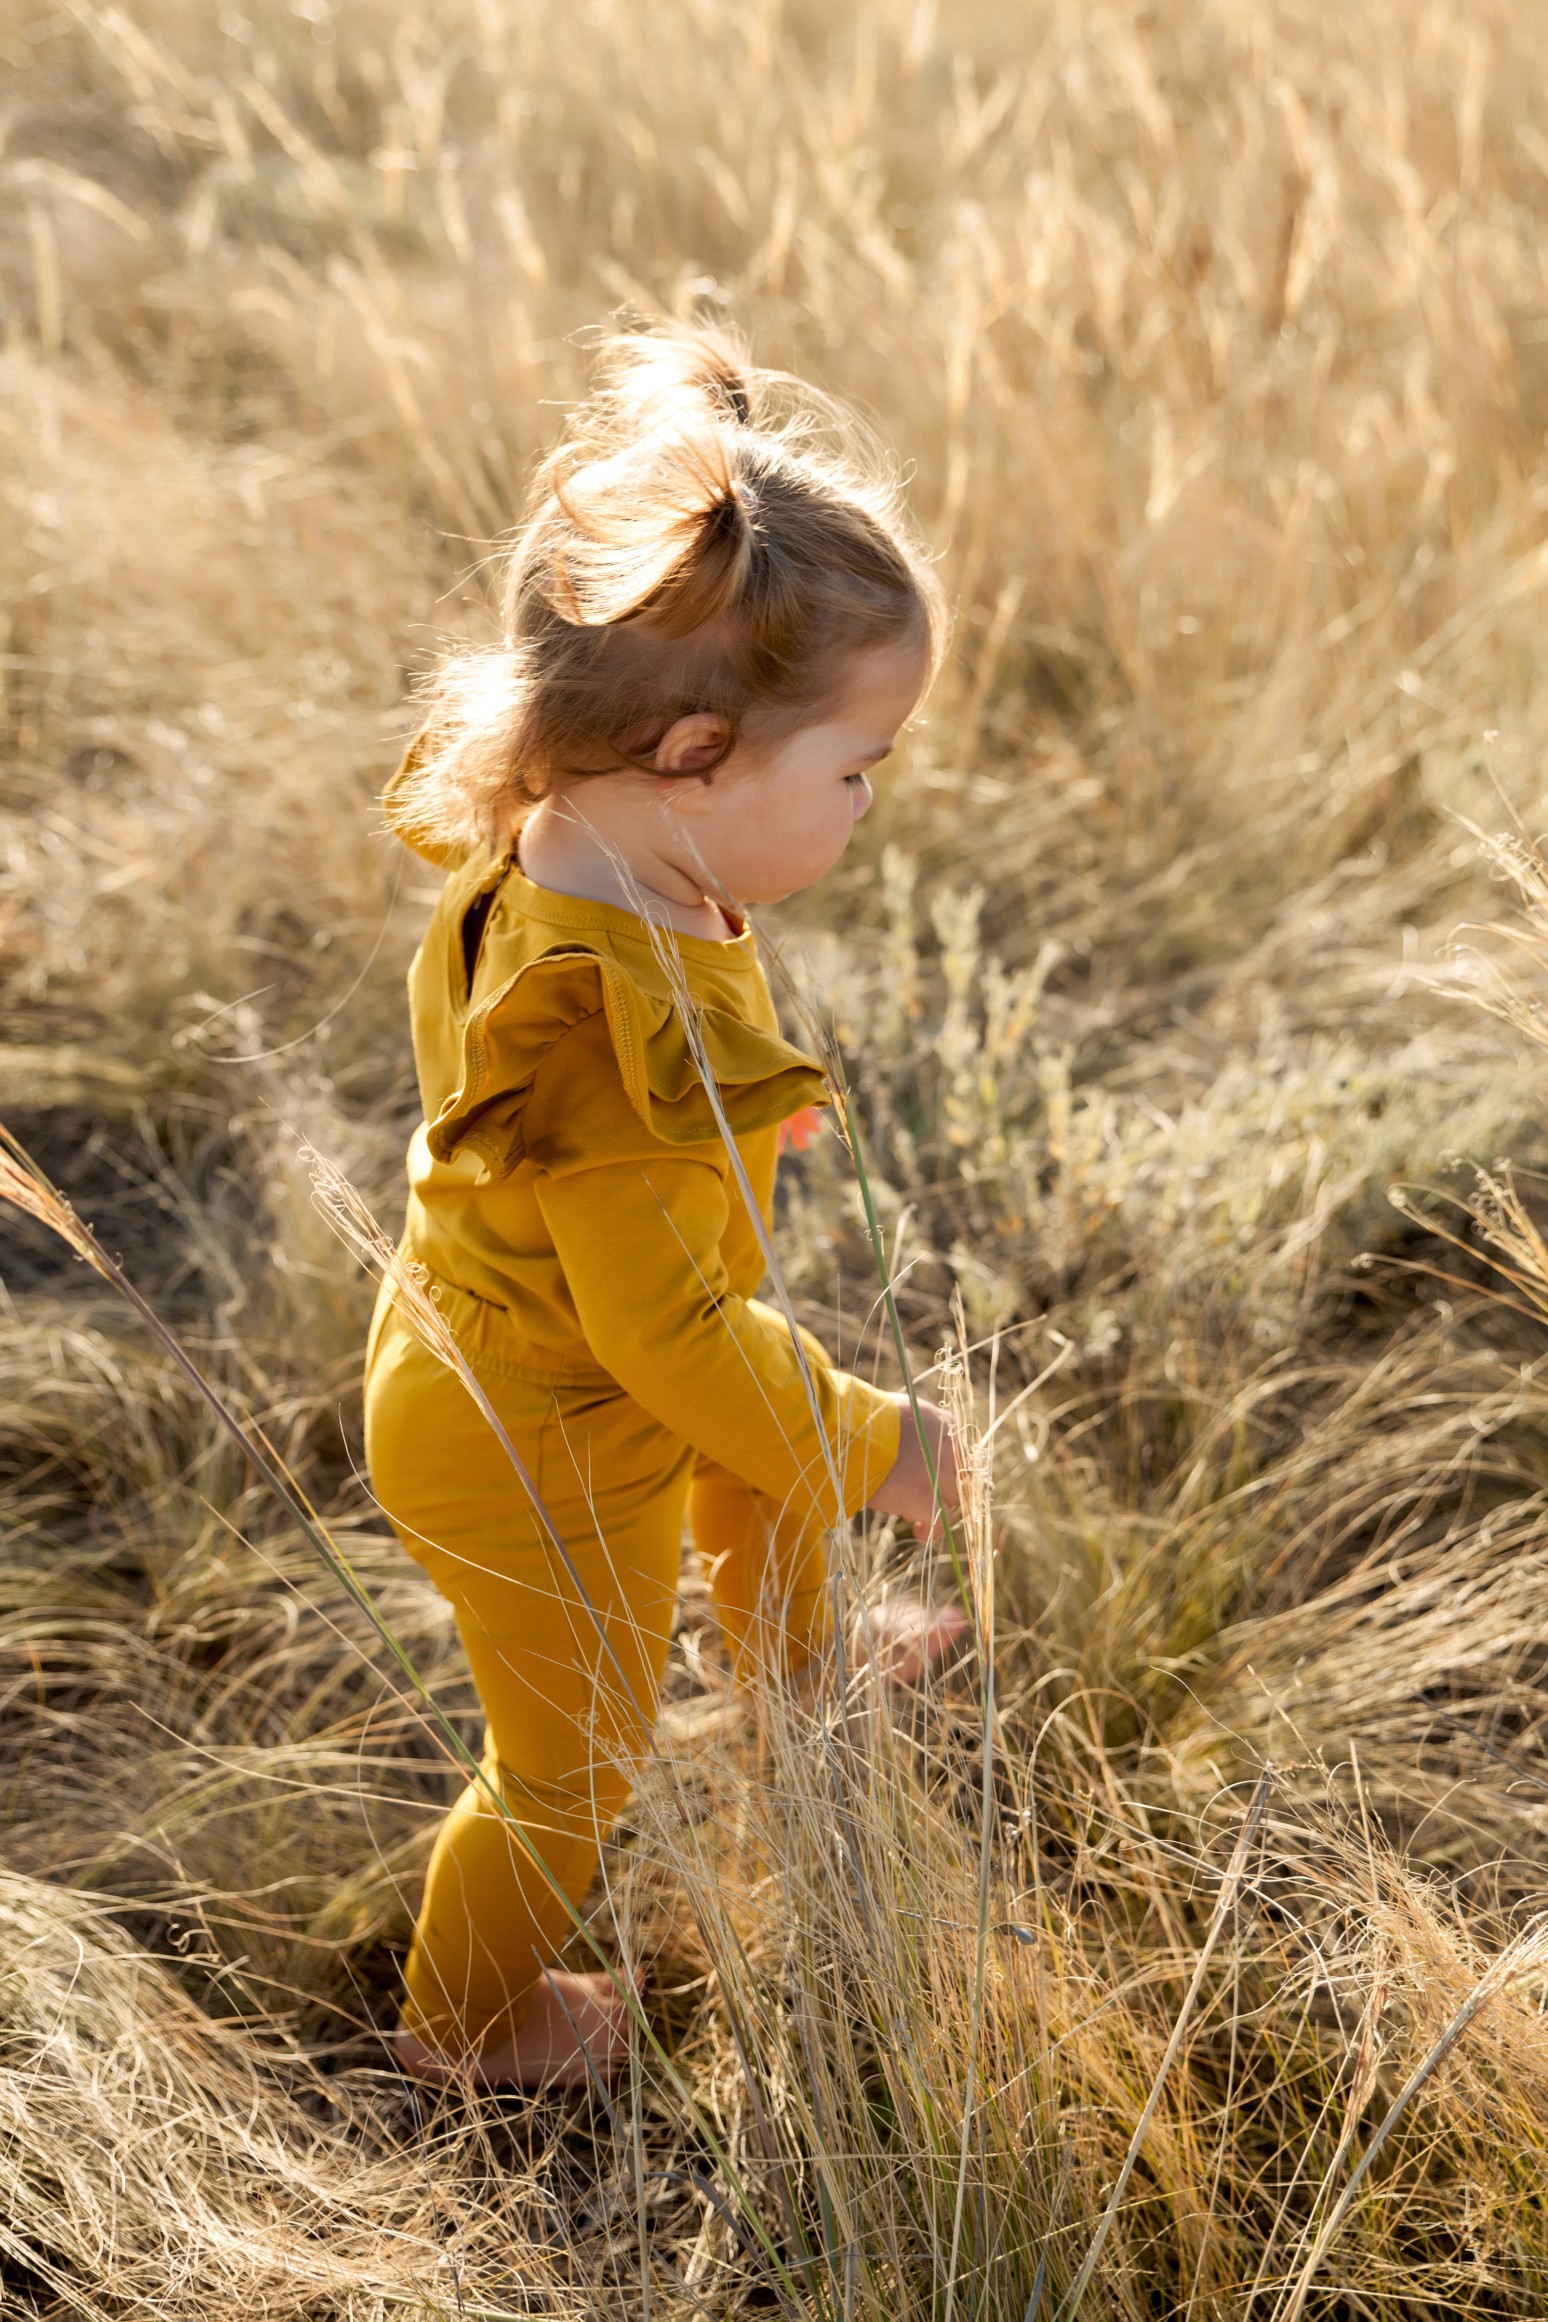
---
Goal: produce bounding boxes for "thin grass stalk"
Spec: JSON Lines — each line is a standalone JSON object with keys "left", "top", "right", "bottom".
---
{"left": 824, "top": 1058, "right": 976, "bottom": 1627}
{"left": 764, "top": 929, "right": 1005, "bottom": 2272}
{"left": 770, "top": 963, "right": 1009, "bottom": 2284}
{"left": 619, "top": 830, "right": 952, "bottom": 1638}
{"left": 633, "top": 2014, "right": 652, "bottom": 2322}
{"left": 623, "top": 861, "right": 898, "bottom": 2059}
{"left": 1242, "top": 1925, "right": 1392, "bottom": 2317}
{"left": 628, "top": 870, "right": 937, "bottom": 2292}
{"left": 827, "top": 1069, "right": 998, "bottom": 2283}
{"left": 943, "top": 1325, "right": 997, "bottom": 2322}
{"left": 1055, "top": 1765, "right": 1275, "bottom": 2322}
{"left": 754, "top": 931, "right": 974, "bottom": 1615}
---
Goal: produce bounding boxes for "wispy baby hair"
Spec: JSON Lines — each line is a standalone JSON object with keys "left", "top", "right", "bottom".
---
{"left": 395, "top": 320, "right": 947, "bottom": 857}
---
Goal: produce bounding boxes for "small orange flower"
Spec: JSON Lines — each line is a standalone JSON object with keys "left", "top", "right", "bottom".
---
{"left": 778, "top": 1104, "right": 824, "bottom": 1155}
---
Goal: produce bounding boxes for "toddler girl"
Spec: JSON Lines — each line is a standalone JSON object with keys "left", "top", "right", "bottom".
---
{"left": 365, "top": 325, "right": 962, "bottom": 2091}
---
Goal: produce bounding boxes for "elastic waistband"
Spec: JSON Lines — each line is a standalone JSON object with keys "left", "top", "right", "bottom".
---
{"left": 400, "top": 1252, "right": 616, "bottom": 1390}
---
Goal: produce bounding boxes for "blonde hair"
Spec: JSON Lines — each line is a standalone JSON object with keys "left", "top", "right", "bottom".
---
{"left": 393, "top": 322, "right": 947, "bottom": 857}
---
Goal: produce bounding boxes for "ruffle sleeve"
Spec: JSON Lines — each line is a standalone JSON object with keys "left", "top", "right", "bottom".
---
{"left": 424, "top": 947, "right": 831, "bottom": 1179}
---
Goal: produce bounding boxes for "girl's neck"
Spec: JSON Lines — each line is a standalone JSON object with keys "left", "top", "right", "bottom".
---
{"left": 517, "top": 794, "right": 741, "bottom": 943}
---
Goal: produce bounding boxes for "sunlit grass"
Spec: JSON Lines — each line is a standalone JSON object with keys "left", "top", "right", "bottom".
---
{"left": 6, "top": 0, "right": 1548, "bottom": 2314}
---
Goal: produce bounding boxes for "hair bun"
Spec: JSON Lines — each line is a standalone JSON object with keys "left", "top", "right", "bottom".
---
{"left": 392, "top": 317, "right": 944, "bottom": 860}
{"left": 528, "top": 324, "right": 764, "bottom": 632}
{"left": 703, "top": 360, "right": 751, "bottom": 428}
{"left": 594, "top": 320, "right": 758, "bottom": 434}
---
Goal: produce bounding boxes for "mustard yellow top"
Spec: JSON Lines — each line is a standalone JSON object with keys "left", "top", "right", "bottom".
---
{"left": 392, "top": 830, "right": 900, "bottom": 1524}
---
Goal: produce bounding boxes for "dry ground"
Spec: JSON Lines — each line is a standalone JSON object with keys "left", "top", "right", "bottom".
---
{"left": 5, "top": 0, "right": 1548, "bottom": 2314}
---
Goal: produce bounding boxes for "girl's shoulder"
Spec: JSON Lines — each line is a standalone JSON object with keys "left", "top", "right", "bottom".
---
{"left": 411, "top": 862, "right": 829, "bottom": 1183}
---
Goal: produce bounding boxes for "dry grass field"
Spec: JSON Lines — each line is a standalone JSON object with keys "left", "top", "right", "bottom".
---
{"left": 6, "top": 0, "right": 1548, "bottom": 2313}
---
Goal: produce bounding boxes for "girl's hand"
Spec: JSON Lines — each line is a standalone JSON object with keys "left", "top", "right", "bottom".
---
{"left": 865, "top": 1396, "right": 961, "bottom": 1529}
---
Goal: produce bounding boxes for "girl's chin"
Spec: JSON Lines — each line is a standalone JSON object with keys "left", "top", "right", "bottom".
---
{"left": 754, "top": 856, "right": 849, "bottom": 903}
{"left": 741, "top": 881, "right": 817, "bottom": 906}
{"left": 725, "top": 872, "right": 798, "bottom": 905}
{"left": 726, "top": 846, "right": 848, "bottom": 905}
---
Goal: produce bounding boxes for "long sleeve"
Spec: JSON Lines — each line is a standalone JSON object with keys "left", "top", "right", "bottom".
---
{"left": 521, "top": 1011, "right": 899, "bottom": 1521}
{"left": 534, "top": 1153, "right": 897, "bottom": 1520}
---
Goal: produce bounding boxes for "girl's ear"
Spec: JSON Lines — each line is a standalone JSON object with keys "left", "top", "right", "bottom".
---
{"left": 652, "top": 711, "right": 731, "bottom": 777}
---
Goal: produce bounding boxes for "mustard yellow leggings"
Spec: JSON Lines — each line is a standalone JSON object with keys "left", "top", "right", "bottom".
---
{"left": 363, "top": 1290, "right": 829, "bottom": 2058}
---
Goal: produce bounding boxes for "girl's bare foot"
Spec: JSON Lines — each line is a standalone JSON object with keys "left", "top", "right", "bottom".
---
{"left": 865, "top": 1598, "right": 970, "bottom": 1686}
{"left": 393, "top": 1967, "right": 636, "bottom": 2093}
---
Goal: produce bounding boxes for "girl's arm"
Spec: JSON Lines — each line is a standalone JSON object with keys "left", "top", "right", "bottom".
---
{"left": 534, "top": 1151, "right": 899, "bottom": 1524}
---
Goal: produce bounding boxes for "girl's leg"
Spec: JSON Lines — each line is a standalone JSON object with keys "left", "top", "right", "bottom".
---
{"left": 689, "top": 1460, "right": 828, "bottom": 1684}
{"left": 400, "top": 1560, "right": 680, "bottom": 2061}
{"left": 366, "top": 1307, "right": 689, "bottom": 2070}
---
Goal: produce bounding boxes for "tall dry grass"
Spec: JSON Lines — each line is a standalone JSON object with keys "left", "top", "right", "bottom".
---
{"left": 5, "top": 0, "right": 1548, "bottom": 2312}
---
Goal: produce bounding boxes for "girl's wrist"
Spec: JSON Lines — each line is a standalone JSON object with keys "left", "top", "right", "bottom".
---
{"left": 865, "top": 1394, "right": 958, "bottom": 1524}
